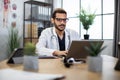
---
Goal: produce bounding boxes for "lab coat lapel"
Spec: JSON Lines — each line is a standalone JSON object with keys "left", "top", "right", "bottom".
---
{"left": 65, "top": 30, "right": 70, "bottom": 50}
{"left": 52, "top": 27, "right": 59, "bottom": 50}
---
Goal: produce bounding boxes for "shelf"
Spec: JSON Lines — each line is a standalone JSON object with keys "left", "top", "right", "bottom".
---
{"left": 24, "top": 38, "right": 38, "bottom": 44}
{"left": 23, "top": 0, "right": 53, "bottom": 45}
{"left": 24, "top": 19, "right": 50, "bottom": 22}
{"left": 24, "top": 37, "right": 38, "bottom": 39}
{"left": 24, "top": 1, "right": 52, "bottom": 6}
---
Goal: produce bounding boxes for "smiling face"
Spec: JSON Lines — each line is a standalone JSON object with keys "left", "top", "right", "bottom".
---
{"left": 51, "top": 13, "right": 68, "bottom": 32}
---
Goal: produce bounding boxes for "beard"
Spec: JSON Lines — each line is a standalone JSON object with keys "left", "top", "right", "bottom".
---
{"left": 54, "top": 23, "right": 66, "bottom": 31}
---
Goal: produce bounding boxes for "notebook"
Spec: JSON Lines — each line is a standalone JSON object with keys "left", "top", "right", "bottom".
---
{"left": 0, "top": 69, "right": 65, "bottom": 80}
{"left": 66, "top": 40, "right": 104, "bottom": 60}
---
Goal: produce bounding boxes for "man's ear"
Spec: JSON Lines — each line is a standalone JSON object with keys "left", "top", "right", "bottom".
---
{"left": 51, "top": 18, "right": 54, "bottom": 24}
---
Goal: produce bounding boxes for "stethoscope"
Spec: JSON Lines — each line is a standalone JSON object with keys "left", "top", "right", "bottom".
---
{"left": 50, "top": 27, "right": 71, "bottom": 50}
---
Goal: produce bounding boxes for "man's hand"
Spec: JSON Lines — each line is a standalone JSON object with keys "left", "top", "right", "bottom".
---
{"left": 53, "top": 50, "right": 68, "bottom": 57}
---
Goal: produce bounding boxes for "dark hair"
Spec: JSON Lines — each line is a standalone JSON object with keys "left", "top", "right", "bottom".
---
{"left": 51, "top": 8, "right": 67, "bottom": 19}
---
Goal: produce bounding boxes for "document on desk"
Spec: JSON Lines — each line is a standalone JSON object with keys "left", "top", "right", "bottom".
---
{"left": 0, "top": 69, "right": 65, "bottom": 80}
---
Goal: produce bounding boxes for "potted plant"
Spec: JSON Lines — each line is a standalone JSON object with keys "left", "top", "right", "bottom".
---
{"left": 7, "top": 27, "right": 21, "bottom": 56}
{"left": 23, "top": 42, "right": 39, "bottom": 71}
{"left": 85, "top": 42, "right": 106, "bottom": 72}
{"left": 78, "top": 8, "right": 96, "bottom": 39}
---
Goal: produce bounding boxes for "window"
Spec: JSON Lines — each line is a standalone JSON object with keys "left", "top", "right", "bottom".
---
{"left": 62, "top": 0, "right": 114, "bottom": 39}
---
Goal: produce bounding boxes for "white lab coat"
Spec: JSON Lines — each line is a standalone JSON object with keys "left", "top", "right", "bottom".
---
{"left": 36, "top": 27, "right": 80, "bottom": 56}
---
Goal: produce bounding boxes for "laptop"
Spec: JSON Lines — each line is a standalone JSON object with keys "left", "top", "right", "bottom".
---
{"left": 66, "top": 40, "right": 104, "bottom": 60}
{"left": 7, "top": 48, "right": 23, "bottom": 64}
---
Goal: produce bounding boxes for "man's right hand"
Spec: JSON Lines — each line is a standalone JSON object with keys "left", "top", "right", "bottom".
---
{"left": 53, "top": 50, "right": 68, "bottom": 57}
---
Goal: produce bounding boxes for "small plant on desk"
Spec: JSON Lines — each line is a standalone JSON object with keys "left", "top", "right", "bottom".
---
{"left": 85, "top": 42, "right": 106, "bottom": 56}
{"left": 24, "top": 42, "right": 36, "bottom": 56}
{"left": 85, "top": 42, "right": 107, "bottom": 72}
{"left": 23, "top": 42, "right": 38, "bottom": 71}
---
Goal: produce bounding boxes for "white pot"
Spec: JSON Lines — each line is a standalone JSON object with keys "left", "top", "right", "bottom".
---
{"left": 23, "top": 55, "right": 39, "bottom": 71}
{"left": 87, "top": 56, "right": 103, "bottom": 72}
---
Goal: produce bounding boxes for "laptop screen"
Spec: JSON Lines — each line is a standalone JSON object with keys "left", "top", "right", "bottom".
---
{"left": 66, "top": 40, "right": 104, "bottom": 60}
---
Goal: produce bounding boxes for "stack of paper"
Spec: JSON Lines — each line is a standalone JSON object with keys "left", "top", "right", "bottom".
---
{"left": 0, "top": 69, "right": 65, "bottom": 80}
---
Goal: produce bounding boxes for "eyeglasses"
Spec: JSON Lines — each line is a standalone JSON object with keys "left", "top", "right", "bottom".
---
{"left": 55, "top": 18, "right": 69, "bottom": 22}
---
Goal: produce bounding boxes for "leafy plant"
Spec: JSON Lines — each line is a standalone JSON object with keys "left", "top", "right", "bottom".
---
{"left": 85, "top": 42, "right": 107, "bottom": 56}
{"left": 24, "top": 42, "right": 36, "bottom": 56}
{"left": 7, "top": 27, "right": 21, "bottom": 55}
{"left": 78, "top": 8, "right": 96, "bottom": 34}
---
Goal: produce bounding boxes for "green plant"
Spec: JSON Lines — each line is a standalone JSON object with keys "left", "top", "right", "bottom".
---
{"left": 7, "top": 27, "right": 21, "bottom": 55}
{"left": 78, "top": 8, "right": 96, "bottom": 34}
{"left": 85, "top": 42, "right": 106, "bottom": 56}
{"left": 24, "top": 42, "right": 36, "bottom": 56}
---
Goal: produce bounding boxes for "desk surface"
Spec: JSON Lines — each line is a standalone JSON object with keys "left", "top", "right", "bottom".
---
{"left": 0, "top": 55, "right": 120, "bottom": 80}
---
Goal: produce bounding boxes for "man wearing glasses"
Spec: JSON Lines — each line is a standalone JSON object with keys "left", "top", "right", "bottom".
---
{"left": 36, "top": 8, "right": 80, "bottom": 57}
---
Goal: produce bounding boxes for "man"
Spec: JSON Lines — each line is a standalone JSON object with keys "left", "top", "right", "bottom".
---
{"left": 36, "top": 8, "right": 80, "bottom": 57}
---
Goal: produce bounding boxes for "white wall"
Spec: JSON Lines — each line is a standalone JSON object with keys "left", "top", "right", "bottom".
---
{"left": 0, "top": 0, "right": 25, "bottom": 61}
{"left": 53, "top": 0, "right": 62, "bottom": 8}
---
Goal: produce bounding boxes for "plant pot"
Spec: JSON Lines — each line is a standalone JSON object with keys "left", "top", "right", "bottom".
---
{"left": 84, "top": 34, "right": 89, "bottom": 40}
{"left": 23, "top": 55, "right": 39, "bottom": 71}
{"left": 87, "top": 56, "right": 103, "bottom": 72}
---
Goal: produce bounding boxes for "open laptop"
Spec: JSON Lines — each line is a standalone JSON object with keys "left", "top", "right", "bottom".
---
{"left": 7, "top": 48, "right": 23, "bottom": 64}
{"left": 66, "top": 40, "right": 104, "bottom": 60}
